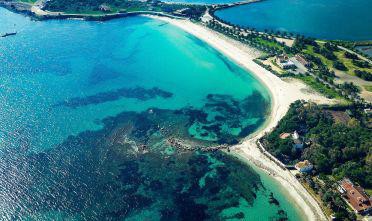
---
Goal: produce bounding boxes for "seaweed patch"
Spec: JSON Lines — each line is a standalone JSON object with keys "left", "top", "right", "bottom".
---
{"left": 55, "top": 87, "right": 173, "bottom": 108}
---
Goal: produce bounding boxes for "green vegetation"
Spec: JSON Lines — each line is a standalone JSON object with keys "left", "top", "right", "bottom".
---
{"left": 355, "top": 70, "right": 372, "bottom": 81}
{"left": 334, "top": 50, "right": 372, "bottom": 76}
{"left": 333, "top": 60, "right": 348, "bottom": 71}
{"left": 43, "top": 0, "right": 206, "bottom": 19}
{"left": 366, "top": 188, "right": 372, "bottom": 196}
{"left": 302, "top": 45, "right": 334, "bottom": 68}
{"left": 2, "top": 3, "right": 371, "bottom": 219}
{"left": 251, "top": 36, "right": 365, "bottom": 103}
{"left": 262, "top": 101, "right": 371, "bottom": 220}
{"left": 314, "top": 46, "right": 337, "bottom": 60}
{"left": 344, "top": 51, "right": 358, "bottom": 60}
{"left": 253, "top": 59, "right": 281, "bottom": 76}
{"left": 255, "top": 37, "right": 284, "bottom": 51}
{"left": 297, "top": 40, "right": 372, "bottom": 81}
{"left": 291, "top": 37, "right": 371, "bottom": 103}
{"left": 364, "top": 85, "right": 372, "bottom": 92}
{"left": 206, "top": 19, "right": 290, "bottom": 55}
{"left": 352, "top": 59, "right": 371, "bottom": 68}
{"left": 294, "top": 74, "right": 341, "bottom": 99}
{"left": 303, "top": 45, "right": 333, "bottom": 67}
{"left": 45, "top": 0, "right": 145, "bottom": 13}
{"left": 339, "top": 82, "right": 360, "bottom": 95}
{"left": 17, "top": 0, "right": 38, "bottom": 3}
{"left": 263, "top": 101, "right": 371, "bottom": 186}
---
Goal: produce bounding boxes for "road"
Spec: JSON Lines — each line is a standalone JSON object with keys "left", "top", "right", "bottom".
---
{"left": 337, "top": 45, "right": 372, "bottom": 64}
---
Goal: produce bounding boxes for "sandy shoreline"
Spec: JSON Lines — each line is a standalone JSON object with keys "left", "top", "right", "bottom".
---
{"left": 1, "top": 4, "right": 330, "bottom": 218}
{"left": 147, "top": 15, "right": 330, "bottom": 221}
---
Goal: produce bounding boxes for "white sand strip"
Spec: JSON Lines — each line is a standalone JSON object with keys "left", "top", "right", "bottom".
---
{"left": 146, "top": 15, "right": 330, "bottom": 221}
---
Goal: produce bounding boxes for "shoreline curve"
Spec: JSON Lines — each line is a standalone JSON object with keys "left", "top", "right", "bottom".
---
{"left": 146, "top": 14, "right": 331, "bottom": 221}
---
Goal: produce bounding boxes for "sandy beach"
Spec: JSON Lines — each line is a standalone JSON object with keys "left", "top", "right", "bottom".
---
{"left": 147, "top": 15, "right": 331, "bottom": 221}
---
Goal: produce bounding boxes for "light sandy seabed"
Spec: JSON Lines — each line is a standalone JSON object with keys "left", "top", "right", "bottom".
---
{"left": 146, "top": 15, "right": 334, "bottom": 221}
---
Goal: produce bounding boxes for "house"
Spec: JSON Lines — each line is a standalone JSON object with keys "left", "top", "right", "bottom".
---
{"left": 173, "top": 8, "right": 190, "bottom": 16}
{"left": 295, "top": 54, "right": 311, "bottom": 67}
{"left": 276, "top": 54, "right": 296, "bottom": 69}
{"left": 294, "top": 160, "right": 313, "bottom": 173}
{"left": 292, "top": 131, "right": 304, "bottom": 149}
{"left": 98, "top": 4, "right": 111, "bottom": 12}
{"left": 279, "top": 132, "right": 291, "bottom": 139}
{"left": 279, "top": 131, "right": 304, "bottom": 149}
{"left": 364, "top": 108, "right": 372, "bottom": 115}
{"left": 292, "top": 130, "right": 300, "bottom": 139}
{"left": 338, "top": 178, "right": 372, "bottom": 215}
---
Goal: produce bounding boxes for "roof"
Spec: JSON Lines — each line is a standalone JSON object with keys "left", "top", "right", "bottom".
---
{"left": 295, "top": 54, "right": 310, "bottom": 65}
{"left": 280, "top": 133, "right": 291, "bottom": 139}
{"left": 276, "top": 54, "right": 289, "bottom": 62}
{"left": 99, "top": 4, "right": 111, "bottom": 11}
{"left": 340, "top": 179, "right": 372, "bottom": 213}
{"left": 295, "top": 160, "right": 312, "bottom": 169}
{"left": 292, "top": 130, "right": 300, "bottom": 139}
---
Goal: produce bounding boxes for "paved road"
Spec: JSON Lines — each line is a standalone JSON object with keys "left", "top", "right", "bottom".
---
{"left": 337, "top": 45, "right": 372, "bottom": 64}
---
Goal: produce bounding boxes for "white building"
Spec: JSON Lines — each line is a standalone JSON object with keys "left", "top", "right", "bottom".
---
{"left": 292, "top": 131, "right": 304, "bottom": 149}
{"left": 276, "top": 54, "right": 296, "bottom": 69}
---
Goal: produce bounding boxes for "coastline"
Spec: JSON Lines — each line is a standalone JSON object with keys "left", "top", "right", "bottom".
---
{"left": 0, "top": 1, "right": 187, "bottom": 21}
{"left": 0, "top": 4, "right": 330, "bottom": 219}
{"left": 0, "top": 0, "right": 256, "bottom": 21}
{"left": 146, "top": 15, "right": 331, "bottom": 221}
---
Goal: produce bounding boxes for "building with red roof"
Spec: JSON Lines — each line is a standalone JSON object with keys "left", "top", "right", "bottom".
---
{"left": 338, "top": 178, "right": 372, "bottom": 215}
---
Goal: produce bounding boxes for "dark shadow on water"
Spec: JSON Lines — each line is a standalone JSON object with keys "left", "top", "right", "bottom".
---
{"left": 0, "top": 91, "right": 290, "bottom": 220}
{"left": 54, "top": 86, "right": 173, "bottom": 108}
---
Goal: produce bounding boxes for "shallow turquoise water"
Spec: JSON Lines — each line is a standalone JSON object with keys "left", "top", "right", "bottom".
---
{"left": 0, "top": 7, "right": 303, "bottom": 220}
{"left": 0, "top": 8, "right": 268, "bottom": 151}
{"left": 215, "top": 0, "right": 372, "bottom": 41}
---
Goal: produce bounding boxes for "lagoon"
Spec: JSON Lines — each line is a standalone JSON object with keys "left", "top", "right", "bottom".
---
{"left": 0, "top": 7, "right": 303, "bottom": 220}
{"left": 215, "top": 0, "right": 372, "bottom": 41}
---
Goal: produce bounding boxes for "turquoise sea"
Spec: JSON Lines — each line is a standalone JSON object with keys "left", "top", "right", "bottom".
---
{"left": 215, "top": 0, "right": 372, "bottom": 41}
{"left": 0, "top": 7, "right": 303, "bottom": 220}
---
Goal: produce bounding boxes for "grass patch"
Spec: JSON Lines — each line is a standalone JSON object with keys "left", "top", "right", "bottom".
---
{"left": 300, "top": 180, "right": 334, "bottom": 217}
{"left": 17, "top": 0, "right": 37, "bottom": 3}
{"left": 256, "top": 38, "right": 283, "bottom": 50}
{"left": 62, "top": 5, "right": 151, "bottom": 15}
{"left": 302, "top": 45, "right": 334, "bottom": 67}
{"left": 366, "top": 189, "right": 372, "bottom": 197}
{"left": 334, "top": 51, "right": 371, "bottom": 76}
{"left": 364, "top": 85, "right": 372, "bottom": 92}
{"left": 303, "top": 45, "right": 372, "bottom": 83}
{"left": 294, "top": 75, "right": 343, "bottom": 99}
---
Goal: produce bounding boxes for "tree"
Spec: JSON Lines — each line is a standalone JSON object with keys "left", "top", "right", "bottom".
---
{"left": 333, "top": 61, "right": 348, "bottom": 71}
{"left": 354, "top": 70, "right": 372, "bottom": 81}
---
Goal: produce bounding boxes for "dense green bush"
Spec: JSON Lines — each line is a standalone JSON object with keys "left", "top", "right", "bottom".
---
{"left": 355, "top": 70, "right": 372, "bottom": 81}
{"left": 333, "top": 61, "right": 348, "bottom": 71}
{"left": 263, "top": 101, "right": 371, "bottom": 188}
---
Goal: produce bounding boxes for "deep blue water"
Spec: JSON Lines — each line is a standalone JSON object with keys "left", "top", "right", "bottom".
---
{"left": 356, "top": 46, "right": 372, "bottom": 57}
{"left": 215, "top": 0, "right": 372, "bottom": 41}
{"left": 0, "top": 7, "right": 304, "bottom": 220}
